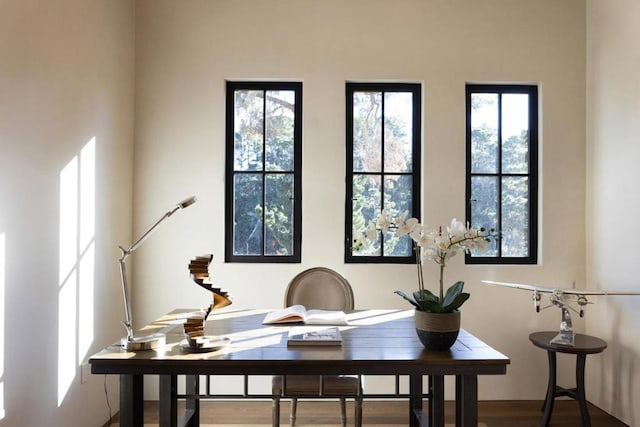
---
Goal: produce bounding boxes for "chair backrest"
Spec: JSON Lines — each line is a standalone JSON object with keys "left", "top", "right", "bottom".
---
{"left": 284, "top": 267, "right": 354, "bottom": 310}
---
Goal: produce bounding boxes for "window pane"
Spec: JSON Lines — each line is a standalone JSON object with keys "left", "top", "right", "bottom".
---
{"left": 384, "top": 92, "right": 413, "bottom": 173}
{"left": 502, "top": 176, "right": 529, "bottom": 257}
{"left": 471, "top": 176, "right": 499, "bottom": 257}
{"left": 265, "top": 90, "right": 295, "bottom": 172}
{"left": 502, "top": 94, "right": 529, "bottom": 174}
{"left": 382, "top": 174, "right": 413, "bottom": 257}
{"left": 233, "top": 174, "right": 263, "bottom": 255}
{"left": 265, "top": 174, "right": 294, "bottom": 256}
{"left": 471, "top": 93, "right": 499, "bottom": 174}
{"left": 234, "top": 90, "right": 264, "bottom": 171}
{"left": 352, "top": 174, "right": 382, "bottom": 256}
{"left": 353, "top": 92, "right": 382, "bottom": 173}
{"left": 383, "top": 174, "right": 413, "bottom": 218}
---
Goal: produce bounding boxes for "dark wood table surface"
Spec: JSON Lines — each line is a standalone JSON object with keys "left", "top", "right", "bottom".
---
{"left": 90, "top": 308, "right": 510, "bottom": 427}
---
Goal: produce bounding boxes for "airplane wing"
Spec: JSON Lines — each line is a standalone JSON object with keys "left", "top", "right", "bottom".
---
{"left": 482, "top": 280, "right": 640, "bottom": 295}
{"left": 481, "top": 280, "right": 555, "bottom": 293}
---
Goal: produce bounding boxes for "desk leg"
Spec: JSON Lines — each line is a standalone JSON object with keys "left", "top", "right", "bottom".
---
{"left": 184, "top": 374, "right": 200, "bottom": 427}
{"left": 456, "top": 375, "right": 478, "bottom": 427}
{"left": 576, "top": 354, "right": 591, "bottom": 427}
{"left": 120, "top": 374, "right": 143, "bottom": 427}
{"left": 430, "top": 375, "right": 445, "bottom": 427}
{"left": 541, "top": 350, "right": 557, "bottom": 426}
{"left": 159, "top": 375, "right": 177, "bottom": 427}
{"left": 409, "top": 375, "right": 422, "bottom": 427}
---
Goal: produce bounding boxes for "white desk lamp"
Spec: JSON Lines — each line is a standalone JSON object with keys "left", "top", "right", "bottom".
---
{"left": 118, "top": 196, "right": 197, "bottom": 350}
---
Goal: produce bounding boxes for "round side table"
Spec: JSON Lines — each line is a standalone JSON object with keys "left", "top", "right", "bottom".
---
{"left": 529, "top": 331, "right": 607, "bottom": 427}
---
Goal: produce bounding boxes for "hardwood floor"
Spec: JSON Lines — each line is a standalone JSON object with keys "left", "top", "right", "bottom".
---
{"left": 132, "top": 399, "right": 629, "bottom": 426}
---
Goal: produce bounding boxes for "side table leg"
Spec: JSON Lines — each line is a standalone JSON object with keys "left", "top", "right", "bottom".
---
{"left": 120, "top": 374, "right": 143, "bottom": 427}
{"left": 576, "top": 354, "right": 591, "bottom": 427}
{"left": 541, "top": 351, "right": 557, "bottom": 426}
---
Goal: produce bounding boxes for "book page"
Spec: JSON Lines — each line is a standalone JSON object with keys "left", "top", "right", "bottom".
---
{"left": 262, "top": 305, "right": 307, "bottom": 324}
{"left": 304, "top": 309, "right": 348, "bottom": 325}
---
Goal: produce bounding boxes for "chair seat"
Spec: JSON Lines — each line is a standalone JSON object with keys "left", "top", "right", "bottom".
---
{"left": 272, "top": 375, "right": 360, "bottom": 396}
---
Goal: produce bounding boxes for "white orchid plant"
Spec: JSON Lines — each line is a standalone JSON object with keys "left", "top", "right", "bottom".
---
{"left": 355, "top": 211, "right": 498, "bottom": 313}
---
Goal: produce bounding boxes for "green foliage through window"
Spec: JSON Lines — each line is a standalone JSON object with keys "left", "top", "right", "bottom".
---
{"left": 225, "top": 82, "right": 302, "bottom": 263}
{"left": 345, "top": 83, "right": 421, "bottom": 264}
{"left": 465, "top": 84, "right": 538, "bottom": 264}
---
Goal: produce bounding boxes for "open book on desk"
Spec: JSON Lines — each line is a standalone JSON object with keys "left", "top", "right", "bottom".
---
{"left": 262, "top": 304, "right": 348, "bottom": 325}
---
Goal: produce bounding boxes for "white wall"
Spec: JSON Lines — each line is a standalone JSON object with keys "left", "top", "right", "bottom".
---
{"left": 0, "top": 1, "right": 134, "bottom": 426}
{"left": 134, "top": 0, "right": 587, "bottom": 401}
{"left": 586, "top": 1, "right": 640, "bottom": 425}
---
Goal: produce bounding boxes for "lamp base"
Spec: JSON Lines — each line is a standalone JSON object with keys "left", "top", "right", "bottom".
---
{"left": 122, "top": 332, "right": 166, "bottom": 351}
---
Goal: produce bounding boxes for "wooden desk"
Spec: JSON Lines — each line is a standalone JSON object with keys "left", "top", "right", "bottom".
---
{"left": 90, "top": 309, "right": 509, "bottom": 427}
{"left": 529, "top": 331, "right": 607, "bottom": 427}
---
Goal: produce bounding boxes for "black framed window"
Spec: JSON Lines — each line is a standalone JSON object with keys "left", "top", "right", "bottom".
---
{"left": 225, "top": 81, "right": 302, "bottom": 263}
{"left": 345, "top": 83, "right": 421, "bottom": 263}
{"left": 465, "top": 84, "right": 538, "bottom": 264}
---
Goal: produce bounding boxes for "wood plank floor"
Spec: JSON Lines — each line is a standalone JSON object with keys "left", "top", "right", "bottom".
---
{"left": 126, "top": 399, "right": 629, "bottom": 426}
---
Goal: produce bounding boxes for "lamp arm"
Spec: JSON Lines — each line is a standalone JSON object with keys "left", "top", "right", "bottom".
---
{"left": 118, "top": 248, "right": 134, "bottom": 340}
{"left": 117, "top": 204, "right": 181, "bottom": 341}
{"left": 126, "top": 206, "right": 180, "bottom": 254}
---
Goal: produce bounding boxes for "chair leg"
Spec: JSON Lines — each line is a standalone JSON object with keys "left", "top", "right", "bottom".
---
{"left": 354, "top": 396, "right": 363, "bottom": 427}
{"left": 290, "top": 397, "right": 297, "bottom": 426}
{"left": 340, "top": 397, "right": 347, "bottom": 427}
{"left": 272, "top": 396, "right": 280, "bottom": 427}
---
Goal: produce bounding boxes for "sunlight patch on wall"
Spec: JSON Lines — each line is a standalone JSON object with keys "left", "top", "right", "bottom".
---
{"left": 57, "top": 137, "right": 96, "bottom": 406}
{"left": 78, "top": 139, "right": 95, "bottom": 361}
{"left": 1, "top": 232, "right": 6, "bottom": 419}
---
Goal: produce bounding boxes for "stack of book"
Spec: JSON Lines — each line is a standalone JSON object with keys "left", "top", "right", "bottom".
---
{"left": 182, "top": 305, "right": 211, "bottom": 347}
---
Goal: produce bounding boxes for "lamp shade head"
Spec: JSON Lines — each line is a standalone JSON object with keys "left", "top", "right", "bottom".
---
{"left": 178, "top": 196, "right": 197, "bottom": 209}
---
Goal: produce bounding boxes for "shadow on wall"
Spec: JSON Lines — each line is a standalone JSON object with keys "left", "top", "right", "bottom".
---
{"left": 598, "top": 302, "right": 639, "bottom": 426}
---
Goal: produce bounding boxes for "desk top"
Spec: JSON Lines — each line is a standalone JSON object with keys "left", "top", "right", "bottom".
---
{"left": 90, "top": 309, "right": 509, "bottom": 377}
{"left": 529, "top": 331, "right": 607, "bottom": 354}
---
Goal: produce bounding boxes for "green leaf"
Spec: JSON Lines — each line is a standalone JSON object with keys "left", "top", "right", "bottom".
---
{"left": 394, "top": 290, "right": 421, "bottom": 309}
{"left": 421, "top": 300, "right": 446, "bottom": 313}
{"left": 441, "top": 281, "right": 465, "bottom": 308}
{"left": 442, "top": 292, "right": 470, "bottom": 312}
{"left": 414, "top": 289, "right": 438, "bottom": 303}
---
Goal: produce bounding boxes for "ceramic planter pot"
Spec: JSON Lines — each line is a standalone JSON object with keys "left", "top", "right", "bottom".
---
{"left": 414, "top": 310, "right": 461, "bottom": 351}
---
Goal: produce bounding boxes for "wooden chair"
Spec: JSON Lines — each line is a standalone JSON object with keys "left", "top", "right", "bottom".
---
{"left": 272, "top": 267, "right": 362, "bottom": 427}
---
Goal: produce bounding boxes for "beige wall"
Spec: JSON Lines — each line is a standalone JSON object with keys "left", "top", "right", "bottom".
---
{"left": 0, "top": 0, "right": 134, "bottom": 425}
{"left": 134, "top": 0, "right": 587, "bottom": 400}
{"left": 12, "top": 0, "right": 640, "bottom": 424}
{"left": 586, "top": 0, "right": 640, "bottom": 425}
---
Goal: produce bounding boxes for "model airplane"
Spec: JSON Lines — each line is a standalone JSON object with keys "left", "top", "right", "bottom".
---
{"left": 482, "top": 280, "right": 640, "bottom": 346}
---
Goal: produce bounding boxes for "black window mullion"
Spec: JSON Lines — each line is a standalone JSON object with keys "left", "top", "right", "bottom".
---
{"left": 497, "top": 93, "right": 503, "bottom": 258}
{"left": 380, "top": 90, "right": 386, "bottom": 256}
{"left": 261, "top": 90, "right": 267, "bottom": 256}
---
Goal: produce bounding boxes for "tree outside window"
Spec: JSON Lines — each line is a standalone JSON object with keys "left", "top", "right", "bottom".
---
{"left": 465, "top": 84, "right": 538, "bottom": 264}
{"left": 225, "top": 81, "right": 302, "bottom": 263}
{"left": 345, "top": 83, "right": 421, "bottom": 264}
